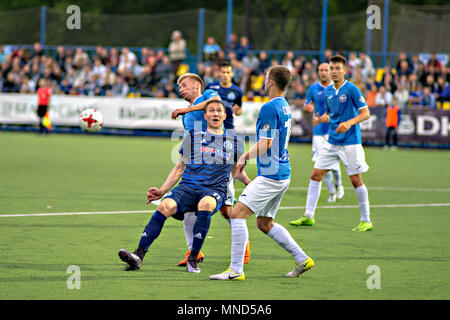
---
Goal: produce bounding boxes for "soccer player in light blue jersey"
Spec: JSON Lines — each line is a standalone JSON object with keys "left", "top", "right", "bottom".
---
{"left": 118, "top": 100, "right": 245, "bottom": 273}
{"left": 210, "top": 66, "right": 314, "bottom": 281}
{"left": 298, "top": 62, "right": 344, "bottom": 204}
{"left": 290, "top": 55, "right": 373, "bottom": 232}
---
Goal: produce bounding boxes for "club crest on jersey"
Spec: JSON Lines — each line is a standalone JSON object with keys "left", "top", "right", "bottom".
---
{"left": 339, "top": 94, "right": 347, "bottom": 102}
{"left": 227, "top": 92, "right": 236, "bottom": 100}
{"left": 223, "top": 140, "right": 233, "bottom": 150}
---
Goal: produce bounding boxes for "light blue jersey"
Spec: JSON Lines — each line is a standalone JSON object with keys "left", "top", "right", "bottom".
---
{"left": 324, "top": 81, "right": 368, "bottom": 145}
{"left": 256, "top": 96, "right": 292, "bottom": 180}
{"left": 182, "top": 89, "right": 220, "bottom": 131}
{"left": 306, "top": 82, "right": 331, "bottom": 136}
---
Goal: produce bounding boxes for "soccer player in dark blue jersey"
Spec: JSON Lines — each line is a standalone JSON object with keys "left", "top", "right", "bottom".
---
{"left": 118, "top": 100, "right": 245, "bottom": 273}
{"left": 172, "top": 66, "right": 252, "bottom": 266}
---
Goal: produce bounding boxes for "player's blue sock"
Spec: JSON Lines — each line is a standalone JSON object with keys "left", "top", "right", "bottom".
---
{"left": 190, "top": 210, "right": 211, "bottom": 258}
{"left": 138, "top": 210, "right": 167, "bottom": 251}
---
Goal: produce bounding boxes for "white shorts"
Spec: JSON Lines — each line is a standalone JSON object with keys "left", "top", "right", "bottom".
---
{"left": 224, "top": 171, "right": 235, "bottom": 206}
{"left": 238, "top": 175, "right": 290, "bottom": 219}
{"left": 314, "top": 141, "right": 369, "bottom": 176}
{"left": 312, "top": 134, "right": 328, "bottom": 162}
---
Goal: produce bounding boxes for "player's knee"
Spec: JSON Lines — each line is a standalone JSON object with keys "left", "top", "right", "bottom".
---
{"left": 311, "top": 169, "right": 326, "bottom": 181}
{"left": 350, "top": 174, "right": 363, "bottom": 188}
{"left": 157, "top": 199, "right": 176, "bottom": 217}
{"left": 197, "top": 197, "right": 216, "bottom": 213}
{"left": 220, "top": 205, "right": 231, "bottom": 219}
{"left": 256, "top": 217, "right": 274, "bottom": 234}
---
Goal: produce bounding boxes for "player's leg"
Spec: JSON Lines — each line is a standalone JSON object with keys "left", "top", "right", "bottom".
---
{"left": 333, "top": 165, "right": 345, "bottom": 200}
{"left": 290, "top": 142, "right": 340, "bottom": 226}
{"left": 338, "top": 144, "right": 372, "bottom": 231}
{"left": 289, "top": 168, "right": 328, "bottom": 226}
{"left": 186, "top": 194, "right": 220, "bottom": 273}
{"left": 256, "top": 178, "right": 314, "bottom": 277}
{"left": 118, "top": 198, "right": 178, "bottom": 270}
{"left": 220, "top": 176, "right": 251, "bottom": 264}
{"left": 177, "top": 211, "right": 205, "bottom": 266}
{"left": 313, "top": 135, "right": 336, "bottom": 202}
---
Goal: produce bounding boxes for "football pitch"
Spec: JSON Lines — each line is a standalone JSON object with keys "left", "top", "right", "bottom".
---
{"left": 0, "top": 131, "right": 449, "bottom": 300}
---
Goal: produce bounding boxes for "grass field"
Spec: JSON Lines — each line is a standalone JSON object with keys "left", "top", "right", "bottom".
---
{"left": 0, "top": 131, "right": 449, "bottom": 300}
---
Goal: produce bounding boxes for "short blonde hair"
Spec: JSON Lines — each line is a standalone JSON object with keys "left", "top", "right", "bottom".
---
{"left": 177, "top": 73, "right": 204, "bottom": 92}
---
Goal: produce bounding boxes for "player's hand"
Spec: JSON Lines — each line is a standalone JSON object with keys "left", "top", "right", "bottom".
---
{"left": 303, "top": 102, "right": 314, "bottom": 113}
{"left": 235, "top": 155, "right": 247, "bottom": 179}
{"left": 232, "top": 104, "right": 242, "bottom": 116}
{"left": 336, "top": 121, "right": 351, "bottom": 133}
{"left": 312, "top": 112, "right": 320, "bottom": 126}
{"left": 171, "top": 108, "right": 187, "bottom": 120}
{"left": 146, "top": 187, "right": 163, "bottom": 204}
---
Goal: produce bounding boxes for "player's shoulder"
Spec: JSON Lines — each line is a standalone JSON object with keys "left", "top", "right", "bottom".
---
{"left": 205, "top": 81, "right": 220, "bottom": 90}
{"left": 230, "top": 83, "right": 243, "bottom": 93}
{"left": 345, "top": 81, "right": 361, "bottom": 93}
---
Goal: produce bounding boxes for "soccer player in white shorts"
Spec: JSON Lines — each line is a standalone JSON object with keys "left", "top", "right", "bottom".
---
{"left": 303, "top": 63, "right": 344, "bottom": 203}
{"left": 210, "top": 65, "right": 314, "bottom": 281}
{"left": 290, "top": 55, "right": 373, "bottom": 232}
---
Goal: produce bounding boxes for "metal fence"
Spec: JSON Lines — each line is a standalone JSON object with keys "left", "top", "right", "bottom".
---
{"left": 0, "top": 1, "right": 448, "bottom": 68}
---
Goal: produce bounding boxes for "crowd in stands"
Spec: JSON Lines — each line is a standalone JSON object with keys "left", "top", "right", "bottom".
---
{"left": 1, "top": 31, "right": 449, "bottom": 110}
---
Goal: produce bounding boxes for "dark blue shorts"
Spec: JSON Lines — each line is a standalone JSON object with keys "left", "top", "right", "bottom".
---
{"left": 163, "top": 183, "right": 225, "bottom": 221}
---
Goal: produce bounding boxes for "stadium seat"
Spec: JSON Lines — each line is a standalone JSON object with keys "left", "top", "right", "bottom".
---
{"left": 177, "top": 64, "right": 189, "bottom": 77}
{"left": 443, "top": 102, "right": 450, "bottom": 110}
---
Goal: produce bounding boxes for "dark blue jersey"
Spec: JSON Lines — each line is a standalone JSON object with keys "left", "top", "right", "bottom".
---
{"left": 178, "top": 129, "right": 244, "bottom": 194}
{"left": 205, "top": 81, "right": 243, "bottom": 129}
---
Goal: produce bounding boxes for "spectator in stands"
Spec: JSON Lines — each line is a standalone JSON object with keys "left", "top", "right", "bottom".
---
{"left": 225, "top": 33, "right": 240, "bottom": 56}
{"left": 153, "top": 55, "right": 173, "bottom": 89}
{"left": 292, "top": 82, "right": 306, "bottom": 108}
{"left": 239, "top": 66, "right": 252, "bottom": 94}
{"left": 256, "top": 51, "right": 270, "bottom": 75}
{"left": 168, "top": 30, "right": 187, "bottom": 76}
{"left": 73, "top": 47, "right": 89, "bottom": 67}
{"left": 433, "top": 75, "right": 450, "bottom": 104}
{"left": 203, "top": 36, "right": 221, "bottom": 64}
{"left": 375, "top": 85, "right": 393, "bottom": 108}
{"left": 358, "top": 52, "right": 375, "bottom": 82}
{"left": 92, "top": 58, "right": 107, "bottom": 78}
{"left": 31, "top": 42, "right": 44, "bottom": 59}
{"left": 420, "top": 86, "right": 436, "bottom": 109}
{"left": 409, "top": 81, "right": 423, "bottom": 107}
{"left": 394, "top": 82, "right": 409, "bottom": 110}
{"left": 397, "top": 60, "right": 412, "bottom": 78}
{"left": 427, "top": 52, "right": 441, "bottom": 69}
{"left": 111, "top": 76, "right": 129, "bottom": 97}
{"left": 3, "top": 72, "right": 19, "bottom": 92}
{"left": 242, "top": 51, "right": 259, "bottom": 73}
{"left": 236, "top": 36, "right": 252, "bottom": 60}
{"left": 366, "top": 81, "right": 378, "bottom": 108}
{"left": 347, "top": 51, "right": 360, "bottom": 78}
{"left": 396, "top": 52, "right": 412, "bottom": 74}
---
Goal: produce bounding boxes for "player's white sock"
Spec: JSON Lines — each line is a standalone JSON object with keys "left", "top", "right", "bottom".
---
{"left": 332, "top": 167, "right": 343, "bottom": 188}
{"left": 267, "top": 223, "right": 308, "bottom": 263}
{"left": 230, "top": 219, "right": 248, "bottom": 274}
{"left": 305, "top": 179, "right": 322, "bottom": 219}
{"left": 323, "top": 171, "right": 336, "bottom": 194}
{"left": 183, "top": 212, "right": 197, "bottom": 250}
{"left": 355, "top": 185, "right": 371, "bottom": 223}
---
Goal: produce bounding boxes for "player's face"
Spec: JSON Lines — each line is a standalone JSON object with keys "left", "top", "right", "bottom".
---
{"left": 179, "top": 78, "right": 199, "bottom": 101}
{"left": 204, "top": 103, "right": 226, "bottom": 129}
{"left": 330, "top": 62, "right": 345, "bottom": 82}
{"left": 220, "top": 66, "right": 233, "bottom": 84}
{"left": 318, "top": 64, "right": 331, "bottom": 83}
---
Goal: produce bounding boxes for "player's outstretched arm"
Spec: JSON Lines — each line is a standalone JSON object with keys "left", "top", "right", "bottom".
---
{"left": 336, "top": 107, "right": 370, "bottom": 133}
{"left": 171, "top": 96, "right": 221, "bottom": 119}
{"left": 232, "top": 164, "right": 251, "bottom": 185}
{"left": 146, "top": 157, "right": 187, "bottom": 204}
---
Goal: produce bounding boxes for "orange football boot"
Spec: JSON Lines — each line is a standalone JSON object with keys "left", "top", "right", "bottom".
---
{"left": 243, "top": 241, "right": 251, "bottom": 264}
{"left": 177, "top": 250, "right": 205, "bottom": 266}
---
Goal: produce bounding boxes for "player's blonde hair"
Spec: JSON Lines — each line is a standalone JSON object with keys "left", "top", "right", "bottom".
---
{"left": 177, "top": 73, "right": 204, "bottom": 92}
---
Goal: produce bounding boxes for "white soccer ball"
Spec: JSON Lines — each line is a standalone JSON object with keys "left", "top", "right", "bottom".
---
{"left": 79, "top": 109, "right": 104, "bottom": 133}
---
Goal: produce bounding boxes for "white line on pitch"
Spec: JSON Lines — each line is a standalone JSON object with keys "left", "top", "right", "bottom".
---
{"left": 236, "top": 187, "right": 450, "bottom": 192}
{"left": 1, "top": 203, "right": 449, "bottom": 218}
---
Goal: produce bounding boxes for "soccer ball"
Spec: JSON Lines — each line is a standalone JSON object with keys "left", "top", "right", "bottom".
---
{"left": 79, "top": 109, "right": 104, "bottom": 133}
